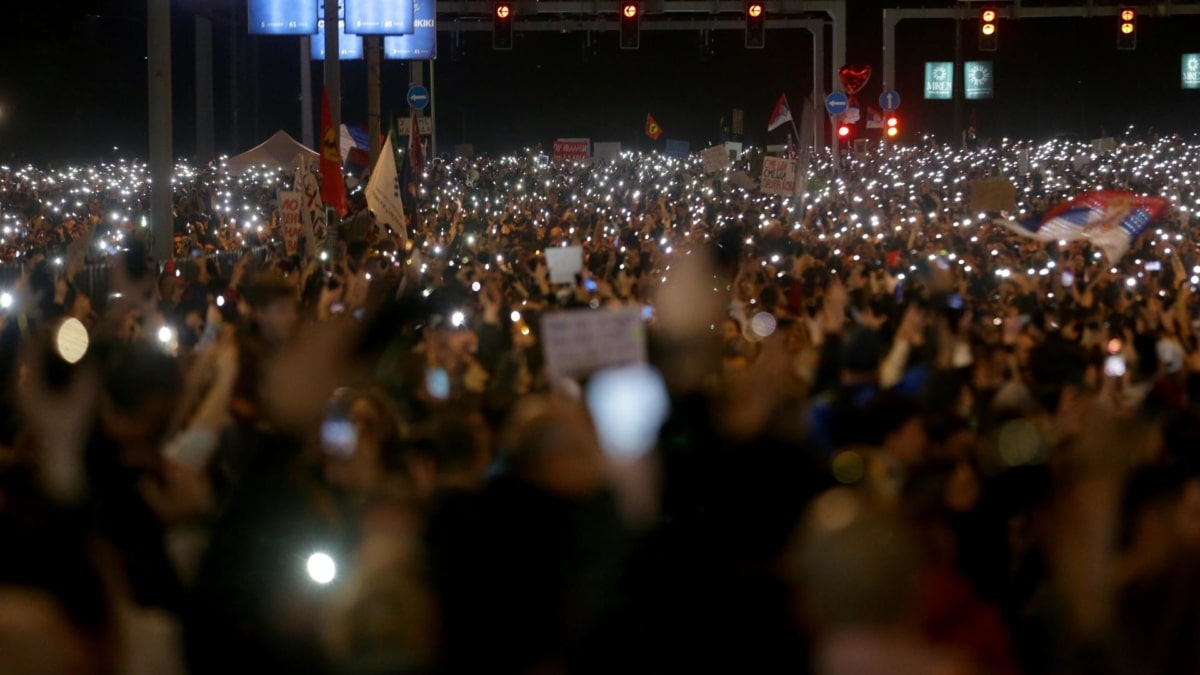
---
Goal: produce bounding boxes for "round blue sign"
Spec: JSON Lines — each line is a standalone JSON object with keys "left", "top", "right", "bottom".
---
{"left": 407, "top": 85, "right": 430, "bottom": 111}
{"left": 879, "top": 89, "right": 901, "bottom": 112}
{"left": 824, "top": 92, "right": 849, "bottom": 116}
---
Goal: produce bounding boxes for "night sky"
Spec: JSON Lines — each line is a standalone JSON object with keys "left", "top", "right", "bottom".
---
{"left": 4, "top": 0, "right": 1200, "bottom": 164}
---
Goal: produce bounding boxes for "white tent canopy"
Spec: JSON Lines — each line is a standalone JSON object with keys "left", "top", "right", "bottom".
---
{"left": 226, "top": 131, "right": 318, "bottom": 172}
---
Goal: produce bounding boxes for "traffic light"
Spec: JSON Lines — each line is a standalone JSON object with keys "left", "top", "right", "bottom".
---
{"left": 745, "top": 1, "right": 765, "bottom": 49}
{"left": 886, "top": 114, "right": 899, "bottom": 139}
{"left": 493, "top": 2, "right": 513, "bottom": 50}
{"left": 837, "top": 122, "right": 853, "bottom": 140}
{"left": 980, "top": 8, "right": 998, "bottom": 51}
{"left": 620, "top": 2, "right": 640, "bottom": 50}
{"left": 1118, "top": 8, "right": 1137, "bottom": 50}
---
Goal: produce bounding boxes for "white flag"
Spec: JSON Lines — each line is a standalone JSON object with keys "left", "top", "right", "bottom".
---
{"left": 366, "top": 133, "right": 407, "bottom": 242}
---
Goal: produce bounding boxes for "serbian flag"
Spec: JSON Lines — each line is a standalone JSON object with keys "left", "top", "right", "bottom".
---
{"left": 994, "top": 190, "right": 1169, "bottom": 262}
{"left": 768, "top": 94, "right": 793, "bottom": 132}
{"left": 319, "top": 89, "right": 348, "bottom": 217}
{"left": 865, "top": 106, "right": 884, "bottom": 129}
{"left": 645, "top": 114, "right": 663, "bottom": 140}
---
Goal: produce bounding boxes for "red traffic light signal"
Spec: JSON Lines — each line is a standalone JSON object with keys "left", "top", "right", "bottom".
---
{"left": 980, "top": 8, "right": 998, "bottom": 50}
{"left": 886, "top": 115, "right": 899, "bottom": 138}
{"left": 745, "top": 1, "right": 765, "bottom": 48}
{"left": 1118, "top": 8, "right": 1137, "bottom": 49}
{"left": 620, "top": 2, "right": 640, "bottom": 49}
{"left": 837, "top": 123, "right": 852, "bottom": 138}
{"left": 493, "top": 2, "right": 513, "bottom": 50}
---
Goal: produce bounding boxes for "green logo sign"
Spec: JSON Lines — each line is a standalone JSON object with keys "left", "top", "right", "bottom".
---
{"left": 964, "top": 61, "right": 994, "bottom": 100}
{"left": 924, "top": 62, "right": 954, "bottom": 100}
{"left": 1184, "top": 54, "right": 1200, "bottom": 90}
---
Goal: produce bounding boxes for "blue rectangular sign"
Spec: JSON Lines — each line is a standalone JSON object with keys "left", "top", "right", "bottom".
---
{"left": 248, "top": 0, "right": 319, "bottom": 35}
{"left": 311, "top": 19, "right": 365, "bottom": 60}
{"left": 346, "top": 0, "right": 414, "bottom": 35}
{"left": 384, "top": 0, "right": 436, "bottom": 60}
{"left": 664, "top": 139, "right": 690, "bottom": 159}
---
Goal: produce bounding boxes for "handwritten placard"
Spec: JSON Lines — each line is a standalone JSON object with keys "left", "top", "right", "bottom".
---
{"left": 540, "top": 306, "right": 647, "bottom": 379}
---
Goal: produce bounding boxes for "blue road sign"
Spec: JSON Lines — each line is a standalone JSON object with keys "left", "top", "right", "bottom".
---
{"left": 825, "top": 92, "right": 849, "bottom": 116}
{"left": 880, "top": 89, "right": 901, "bottom": 112}
{"left": 407, "top": 85, "right": 430, "bottom": 110}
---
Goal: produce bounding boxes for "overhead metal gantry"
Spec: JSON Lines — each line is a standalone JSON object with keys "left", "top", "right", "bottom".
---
{"left": 883, "top": 1, "right": 1200, "bottom": 103}
{"left": 434, "top": 0, "right": 847, "bottom": 149}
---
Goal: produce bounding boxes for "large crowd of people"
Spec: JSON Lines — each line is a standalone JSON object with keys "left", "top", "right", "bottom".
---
{"left": 2, "top": 132, "right": 1200, "bottom": 675}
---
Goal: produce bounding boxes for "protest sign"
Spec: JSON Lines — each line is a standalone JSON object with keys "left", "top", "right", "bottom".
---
{"left": 969, "top": 178, "right": 1017, "bottom": 213}
{"left": 553, "top": 139, "right": 591, "bottom": 161}
{"left": 277, "top": 190, "right": 304, "bottom": 255}
{"left": 664, "top": 139, "right": 690, "bottom": 159}
{"left": 593, "top": 142, "right": 622, "bottom": 162}
{"left": 545, "top": 245, "right": 584, "bottom": 285}
{"left": 541, "top": 307, "right": 647, "bottom": 379}
{"left": 759, "top": 156, "right": 796, "bottom": 196}
{"left": 701, "top": 145, "right": 729, "bottom": 174}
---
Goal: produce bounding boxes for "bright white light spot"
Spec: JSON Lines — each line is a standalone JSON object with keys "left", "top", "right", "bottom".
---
{"left": 750, "top": 312, "right": 777, "bottom": 338}
{"left": 55, "top": 318, "right": 89, "bottom": 364}
{"left": 306, "top": 552, "right": 336, "bottom": 584}
{"left": 510, "top": 310, "right": 521, "bottom": 323}
{"left": 451, "top": 311, "right": 466, "bottom": 328}
{"left": 157, "top": 326, "right": 174, "bottom": 343}
{"left": 0, "top": 292, "right": 11, "bottom": 310}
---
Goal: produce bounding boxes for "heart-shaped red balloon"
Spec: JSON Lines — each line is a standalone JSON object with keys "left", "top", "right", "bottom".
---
{"left": 839, "top": 65, "right": 872, "bottom": 96}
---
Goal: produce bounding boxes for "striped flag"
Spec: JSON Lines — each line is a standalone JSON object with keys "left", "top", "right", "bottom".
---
{"left": 994, "top": 190, "right": 1169, "bottom": 262}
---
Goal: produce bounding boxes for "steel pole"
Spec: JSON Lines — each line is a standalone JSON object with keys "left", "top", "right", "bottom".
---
{"left": 148, "top": 0, "right": 174, "bottom": 263}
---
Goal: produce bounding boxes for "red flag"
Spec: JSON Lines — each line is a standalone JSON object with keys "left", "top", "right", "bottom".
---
{"left": 319, "top": 89, "right": 348, "bottom": 217}
{"left": 645, "top": 114, "right": 662, "bottom": 141}
{"left": 409, "top": 110, "right": 425, "bottom": 177}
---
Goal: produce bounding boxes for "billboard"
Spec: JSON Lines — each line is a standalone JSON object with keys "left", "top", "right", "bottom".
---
{"left": 964, "top": 61, "right": 994, "bottom": 100}
{"left": 924, "top": 61, "right": 954, "bottom": 100}
{"left": 1184, "top": 54, "right": 1200, "bottom": 90}
{"left": 346, "top": 0, "right": 414, "bottom": 35}
{"left": 384, "top": 0, "right": 437, "bottom": 60}
{"left": 248, "top": 0, "right": 319, "bottom": 35}
{"left": 311, "top": 20, "right": 365, "bottom": 60}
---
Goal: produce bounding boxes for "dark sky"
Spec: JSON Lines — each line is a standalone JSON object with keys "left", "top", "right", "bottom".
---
{"left": 3, "top": 0, "right": 1200, "bottom": 164}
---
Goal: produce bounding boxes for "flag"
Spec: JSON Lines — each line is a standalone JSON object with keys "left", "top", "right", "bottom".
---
{"left": 409, "top": 109, "right": 425, "bottom": 177}
{"left": 768, "top": 94, "right": 793, "bottom": 132}
{"left": 994, "top": 190, "right": 1170, "bottom": 262}
{"left": 396, "top": 114, "right": 417, "bottom": 211}
{"left": 366, "top": 130, "right": 407, "bottom": 243}
{"left": 866, "top": 106, "right": 883, "bottom": 129}
{"left": 319, "top": 89, "right": 348, "bottom": 217}
{"left": 645, "top": 114, "right": 662, "bottom": 140}
{"left": 339, "top": 123, "right": 372, "bottom": 175}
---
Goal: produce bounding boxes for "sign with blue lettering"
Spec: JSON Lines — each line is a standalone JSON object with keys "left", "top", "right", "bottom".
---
{"left": 824, "top": 92, "right": 849, "bottom": 116}
{"left": 346, "top": 0, "right": 414, "bottom": 35}
{"left": 248, "top": 0, "right": 319, "bottom": 35}
{"left": 924, "top": 62, "right": 954, "bottom": 100}
{"left": 311, "top": 19, "right": 364, "bottom": 60}
{"left": 384, "top": 0, "right": 437, "bottom": 60}
{"left": 879, "top": 89, "right": 901, "bottom": 111}
{"left": 407, "top": 86, "right": 430, "bottom": 110}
